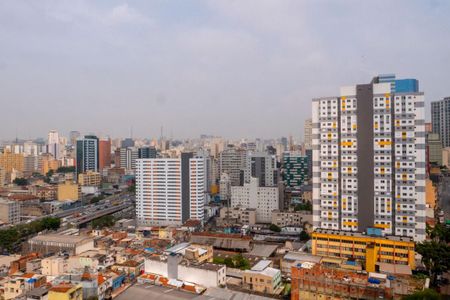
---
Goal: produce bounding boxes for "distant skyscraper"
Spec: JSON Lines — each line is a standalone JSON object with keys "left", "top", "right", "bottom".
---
{"left": 76, "top": 135, "right": 99, "bottom": 175}
{"left": 69, "top": 131, "right": 80, "bottom": 146}
{"left": 121, "top": 138, "right": 135, "bottom": 148}
{"left": 98, "top": 138, "right": 111, "bottom": 171}
{"left": 219, "top": 146, "right": 247, "bottom": 186}
{"left": 119, "top": 147, "right": 138, "bottom": 171}
{"left": 304, "top": 118, "right": 312, "bottom": 150}
{"left": 136, "top": 153, "right": 206, "bottom": 226}
{"left": 280, "top": 137, "right": 288, "bottom": 151}
{"left": 138, "top": 146, "right": 157, "bottom": 159}
{"left": 431, "top": 97, "right": 450, "bottom": 147}
{"left": 243, "top": 152, "right": 277, "bottom": 187}
{"left": 47, "top": 130, "right": 60, "bottom": 160}
{"left": 427, "top": 133, "right": 443, "bottom": 166}
{"left": 312, "top": 74, "right": 425, "bottom": 241}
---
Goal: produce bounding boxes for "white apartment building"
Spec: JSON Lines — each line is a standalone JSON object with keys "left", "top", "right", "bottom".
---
{"left": 136, "top": 153, "right": 206, "bottom": 226}
{"left": 312, "top": 75, "right": 426, "bottom": 241}
{"left": 119, "top": 147, "right": 139, "bottom": 171}
{"left": 231, "top": 177, "right": 279, "bottom": 223}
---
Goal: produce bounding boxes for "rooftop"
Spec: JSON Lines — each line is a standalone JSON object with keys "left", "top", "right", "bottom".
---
{"left": 314, "top": 229, "right": 414, "bottom": 242}
{"left": 251, "top": 260, "right": 272, "bottom": 272}
{"left": 29, "top": 233, "right": 93, "bottom": 245}
{"left": 248, "top": 244, "right": 278, "bottom": 258}
{"left": 245, "top": 267, "right": 280, "bottom": 278}
{"left": 115, "top": 283, "right": 212, "bottom": 300}
{"left": 50, "top": 284, "right": 78, "bottom": 293}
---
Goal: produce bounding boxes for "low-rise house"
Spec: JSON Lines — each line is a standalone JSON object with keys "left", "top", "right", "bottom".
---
{"left": 48, "top": 284, "right": 82, "bottom": 300}
{"left": 41, "top": 256, "right": 68, "bottom": 276}
{"left": 218, "top": 207, "right": 256, "bottom": 226}
{"left": 271, "top": 210, "right": 312, "bottom": 228}
{"left": 25, "top": 286, "right": 49, "bottom": 300}
{"left": 144, "top": 254, "right": 226, "bottom": 288}
{"left": 242, "top": 260, "right": 282, "bottom": 295}
{"left": 111, "top": 260, "right": 144, "bottom": 280}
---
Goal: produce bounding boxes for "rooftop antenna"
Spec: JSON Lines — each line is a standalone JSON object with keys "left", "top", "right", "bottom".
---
{"left": 160, "top": 126, "right": 164, "bottom": 140}
{"left": 130, "top": 126, "right": 133, "bottom": 139}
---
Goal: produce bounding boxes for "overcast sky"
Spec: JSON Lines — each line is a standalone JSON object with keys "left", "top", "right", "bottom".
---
{"left": 1, "top": 0, "right": 449, "bottom": 140}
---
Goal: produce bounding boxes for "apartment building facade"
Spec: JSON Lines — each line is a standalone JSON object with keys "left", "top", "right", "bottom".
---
{"left": 136, "top": 153, "right": 206, "bottom": 226}
{"left": 312, "top": 75, "right": 426, "bottom": 241}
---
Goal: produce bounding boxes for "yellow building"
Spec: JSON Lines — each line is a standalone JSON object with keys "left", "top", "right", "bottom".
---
{"left": 78, "top": 171, "right": 101, "bottom": 186}
{"left": 40, "top": 153, "right": 60, "bottom": 175}
{"left": 426, "top": 179, "right": 437, "bottom": 209}
{"left": 57, "top": 181, "right": 81, "bottom": 201}
{"left": 0, "top": 150, "right": 24, "bottom": 173}
{"left": 48, "top": 284, "right": 82, "bottom": 300}
{"left": 311, "top": 229, "right": 415, "bottom": 272}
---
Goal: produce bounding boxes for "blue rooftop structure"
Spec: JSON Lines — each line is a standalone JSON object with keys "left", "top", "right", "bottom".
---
{"left": 376, "top": 74, "right": 419, "bottom": 93}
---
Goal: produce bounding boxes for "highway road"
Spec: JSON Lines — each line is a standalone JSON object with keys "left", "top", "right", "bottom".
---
{"left": 19, "top": 192, "right": 134, "bottom": 227}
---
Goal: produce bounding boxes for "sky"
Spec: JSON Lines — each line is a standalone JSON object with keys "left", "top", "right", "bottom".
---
{"left": 1, "top": 0, "right": 449, "bottom": 140}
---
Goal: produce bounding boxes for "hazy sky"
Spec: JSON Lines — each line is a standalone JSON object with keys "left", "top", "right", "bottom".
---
{"left": 1, "top": 0, "right": 449, "bottom": 140}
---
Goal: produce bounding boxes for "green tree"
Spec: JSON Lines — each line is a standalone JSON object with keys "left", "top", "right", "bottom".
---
{"left": 223, "top": 257, "right": 234, "bottom": 268}
{"left": 90, "top": 195, "right": 105, "bottom": 204}
{"left": 294, "top": 201, "right": 312, "bottom": 212}
{"left": 299, "top": 230, "right": 310, "bottom": 241}
{"left": 233, "top": 254, "right": 250, "bottom": 270}
{"left": 128, "top": 183, "right": 136, "bottom": 194}
{"left": 269, "top": 224, "right": 281, "bottom": 232}
{"left": 91, "top": 215, "right": 115, "bottom": 229}
{"left": 416, "top": 241, "right": 450, "bottom": 286}
{"left": 0, "top": 228, "right": 19, "bottom": 252}
{"left": 402, "top": 288, "right": 441, "bottom": 300}
{"left": 56, "top": 166, "right": 75, "bottom": 173}
{"left": 428, "top": 223, "right": 450, "bottom": 243}
{"left": 13, "top": 178, "right": 28, "bottom": 186}
{"left": 41, "top": 217, "right": 61, "bottom": 231}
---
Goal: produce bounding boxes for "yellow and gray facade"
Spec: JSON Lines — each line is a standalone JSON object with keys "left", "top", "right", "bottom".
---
{"left": 312, "top": 75, "right": 426, "bottom": 241}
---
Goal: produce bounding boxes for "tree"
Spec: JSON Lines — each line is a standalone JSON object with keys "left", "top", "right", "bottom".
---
{"left": 41, "top": 217, "right": 61, "bottom": 231}
{"left": 128, "top": 181, "right": 136, "bottom": 194}
{"left": 294, "top": 201, "right": 312, "bottom": 212}
{"left": 233, "top": 254, "right": 250, "bottom": 270}
{"left": 269, "top": 224, "right": 282, "bottom": 232}
{"left": 416, "top": 241, "right": 450, "bottom": 286}
{"left": 428, "top": 223, "right": 450, "bottom": 243}
{"left": 56, "top": 166, "right": 75, "bottom": 173}
{"left": 402, "top": 288, "right": 441, "bottom": 300}
{"left": 90, "top": 195, "right": 105, "bottom": 204}
{"left": 13, "top": 178, "right": 28, "bottom": 186}
{"left": 223, "top": 257, "right": 234, "bottom": 268}
{"left": 91, "top": 215, "right": 115, "bottom": 229}
{"left": 299, "top": 230, "right": 310, "bottom": 241}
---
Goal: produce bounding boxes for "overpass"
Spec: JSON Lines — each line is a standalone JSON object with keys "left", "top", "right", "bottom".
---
{"left": 69, "top": 203, "right": 133, "bottom": 227}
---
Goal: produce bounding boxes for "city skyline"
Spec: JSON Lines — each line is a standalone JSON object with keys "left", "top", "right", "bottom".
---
{"left": 1, "top": 1, "right": 450, "bottom": 139}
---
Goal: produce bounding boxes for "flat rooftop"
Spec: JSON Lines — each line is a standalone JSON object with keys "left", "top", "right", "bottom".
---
{"left": 115, "top": 284, "right": 212, "bottom": 300}
{"left": 314, "top": 229, "right": 414, "bottom": 242}
{"left": 29, "top": 234, "right": 93, "bottom": 244}
{"left": 248, "top": 244, "right": 278, "bottom": 257}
